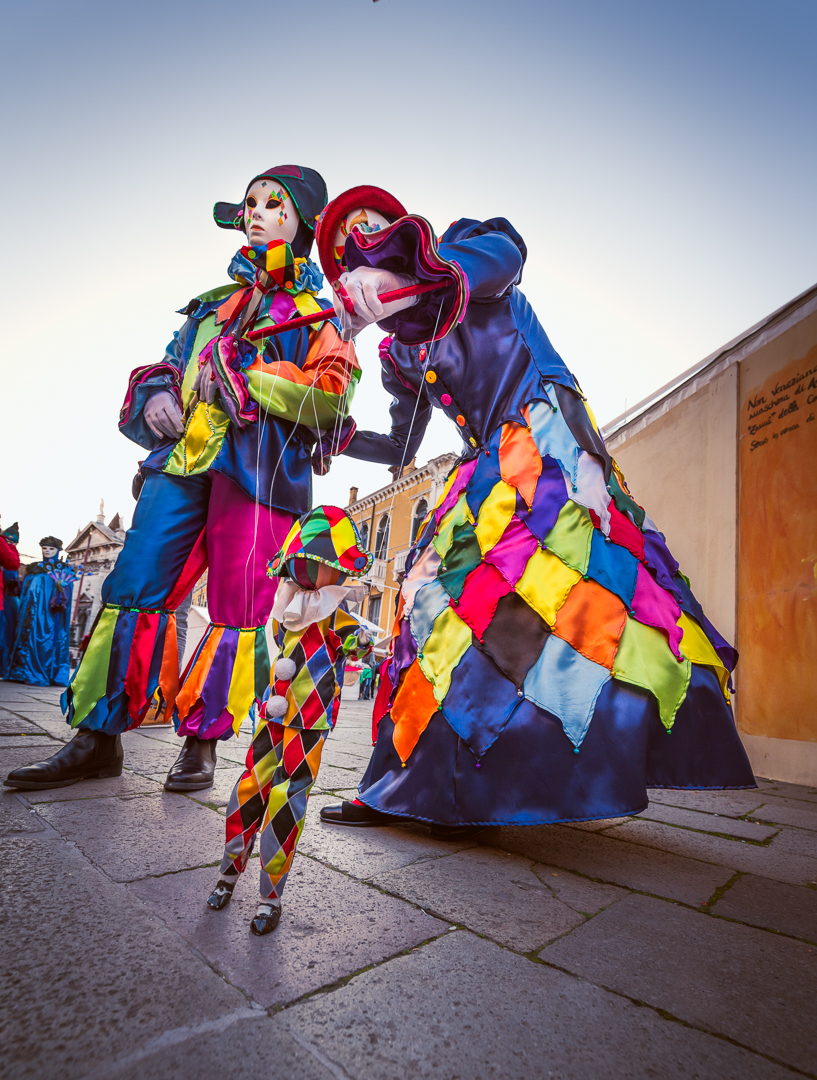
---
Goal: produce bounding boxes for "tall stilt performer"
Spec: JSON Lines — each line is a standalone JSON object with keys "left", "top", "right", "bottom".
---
{"left": 5, "top": 166, "right": 361, "bottom": 793}
{"left": 311, "top": 186, "right": 754, "bottom": 831}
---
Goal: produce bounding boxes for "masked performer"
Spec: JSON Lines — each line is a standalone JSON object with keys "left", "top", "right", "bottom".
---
{"left": 0, "top": 522, "right": 21, "bottom": 679}
{"left": 206, "top": 506, "right": 372, "bottom": 935}
{"left": 4, "top": 167, "right": 360, "bottom": 793}
{"left": 313, "top": 187, "right": 754, "bottom": 832}
{"left": 8, "top": 538, "right": 78, "bottom": 688}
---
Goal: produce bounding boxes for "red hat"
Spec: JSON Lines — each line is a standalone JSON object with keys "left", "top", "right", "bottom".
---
{"left": 315, "top": 185, "right": 408, "bottom": 284}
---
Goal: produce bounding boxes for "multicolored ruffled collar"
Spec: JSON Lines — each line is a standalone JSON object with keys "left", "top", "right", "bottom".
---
{"left": 227, "top": 241, "right": 324, "bottom": 298}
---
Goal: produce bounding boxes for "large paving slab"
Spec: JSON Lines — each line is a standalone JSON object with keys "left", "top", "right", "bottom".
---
{"left": 372, "top": 847, "right": 593, "bottom": 951}
{"left": 647, "top": 787, "right": 768, "bottom": 818}
{"left": 635, "top": 801, "right": 779, "bottom": 841}
{"left": 750, "top": 797, "right": 817, "bottom": 831}
{"left": 768, "top": 825, "right": 817, "bottom": 859}
{"left": 299, "top": 793, "right": 478, "bottom": 878}
{"left": 755, "top": 778, "right": 817, "bottom": 803}
{"left": 118, "top": 733, "right": 186, "bottom": 774}
{"left": 0, "top": 790, "right": 53, "bottom": 835}
{"left": 713, "top": 874, "right": 817, "bottom": 942}
{"left": 21, "top": 772, "right": 165, "bottom": 803}
{"left": 0, "top": 716, "right": 47, "bottom": 735}
{"left": 479, "top": 822, "right": 732, "bottom": 905}
{"left": 542, "top": 893, "right": 817, "bottom": 1075}
{"left": 610, "top": 817, "right": 817, "bottom": 885}
{"left": 0, "top": 836, "right": 249, "bottom": 1080}
{"left": 102, "top": 1015, "right": 337, "bottom": 1080}
{"left": 182, "top": 765, "right": 245, "bottom": 807}
{"left": 312, "top": 763, "right": 366, "bottom": 791}
{"left": 129, "top": 858, "right": 446, "bottom": 1009}
{"left": 37, "top": 791, "right": 226, "bottom": 881}
{"left": 277, "top": 929, "right": 794, "bottom": 1080}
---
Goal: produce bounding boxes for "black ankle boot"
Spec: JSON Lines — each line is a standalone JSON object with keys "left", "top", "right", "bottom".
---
{"left": 164, "top": 736, "right": 217, "bottom": 792}
{"left": 4, "top": 730, "right": 124, "bottom": 790}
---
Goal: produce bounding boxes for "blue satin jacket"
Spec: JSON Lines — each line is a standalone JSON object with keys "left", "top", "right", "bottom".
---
{"left": 344, "top": 217, "right": 610, "bottom": 476}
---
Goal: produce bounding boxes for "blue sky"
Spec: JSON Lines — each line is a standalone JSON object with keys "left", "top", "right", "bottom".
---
{"left": 1, "top": 0, "right": 815, "bottom": 557}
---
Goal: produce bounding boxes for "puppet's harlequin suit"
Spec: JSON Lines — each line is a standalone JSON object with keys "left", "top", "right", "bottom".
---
{"left": 220, "top": 507, "right": 373, "bottom": 900}
{"left": 337, "top": 211, "right": 754, "bottom": 827}
{"left": 62, "top": 168, "right": 360, "bottom": 742}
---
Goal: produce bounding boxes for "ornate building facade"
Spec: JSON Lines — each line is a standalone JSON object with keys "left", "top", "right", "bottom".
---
{"left": 345, "top": 453, "right": 458, "bottom": 647}
{"left": 65, "top": 504, "right": 125, "bottom": 660}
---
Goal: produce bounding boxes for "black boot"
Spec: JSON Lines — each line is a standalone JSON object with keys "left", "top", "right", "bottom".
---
{"left": 164, "top": 736, "right": 217, "bottom": 792}
{"left": 319, "top": 800, "right": 394, "bottom": 827}
{"left": 3, "top": 730, "right": 124, "bottom": 790}
{"left": 250, "top": 901, "right": 282, "bottom": 936}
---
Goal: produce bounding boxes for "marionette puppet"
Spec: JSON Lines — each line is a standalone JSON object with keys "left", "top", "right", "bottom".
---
{"left": 0, "top": 522, "right": 21, "bottom": 679}
{"left": 207, "top": 506, "right": 373, "bottom": 935}
{"left": 5, "top": 166, "right": 362, "bottom": 794}
{"left": 7, "top": 538, "right": 79, "bottom": 688}
{"left": 289, "top": 185, "right": 755, "bottom": 834}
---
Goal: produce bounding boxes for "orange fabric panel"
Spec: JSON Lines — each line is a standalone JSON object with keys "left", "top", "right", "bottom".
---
{"left": 499, "top": 420, "right": 542, "bottom": 508}
{"left": 158, "top": 614, "right": 180, "bottom": 716}
{"left": 553, "top": 577, "right": 628, "bottom": 670}
{"left": 175, "top": 626, "right": 223, "bottom": 720}
{"left": 390, "top": 659, "right": 439, "bottom": 763}
{"left": 246, "top": 323, "right": 358, "bottom": 396}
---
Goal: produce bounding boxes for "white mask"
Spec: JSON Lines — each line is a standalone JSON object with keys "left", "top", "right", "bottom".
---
{"left": 244, "top": 179, "right": 300, "bottom": 246}
{"left": 333, "top": 207, "right": 392, "bottom": 254}
{"left": 41, "top": 545, "right": 58, "bottom": 559}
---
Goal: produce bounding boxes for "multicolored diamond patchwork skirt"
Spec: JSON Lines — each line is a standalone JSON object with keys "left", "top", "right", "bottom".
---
{"left": 358, "top": 386, "right": 755, "bottom": 826}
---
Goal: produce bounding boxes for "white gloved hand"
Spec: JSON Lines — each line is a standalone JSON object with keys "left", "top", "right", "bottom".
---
{"left": 332, "top": 267, "right": 418, "bottom": 336}
{"left": 144, "top": 390, "right": 184, "bottom": 439}
{"left": 357, "top": 629, "right": 371, "bottom": 646}
{"left": 192, "top": 359, "right": 219, "bottom": 404}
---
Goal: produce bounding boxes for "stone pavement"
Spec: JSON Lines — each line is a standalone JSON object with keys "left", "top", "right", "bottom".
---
{"left": 1, "top": 680, "right": 815, "bottom": 1080}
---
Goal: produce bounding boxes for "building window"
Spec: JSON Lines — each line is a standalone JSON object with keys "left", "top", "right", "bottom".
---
{"left": 368, "top": 594, "right": 382, "bottom": 626}
{"left": 374, "top": 514, "right": 390, "bottom": 559}
{"left": 411, "top": 498, "right": 428, "bottom": 543}
{"left": 360, "top": 521, "right": 369, "bottom": 550}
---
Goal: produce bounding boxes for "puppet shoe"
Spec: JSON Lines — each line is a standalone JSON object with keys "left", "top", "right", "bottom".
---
{"left": 319, "top": 799, "right": 393, "bottom": 827}
{"left": 164, "top": 736, "right": 218, "bottom": 791}
{"left": 207, "top": 877, "right": 237, "bottom": 911}
{"left": 3, "top": 730, "right": 123, "bottom": 790}
{"left": 250, "top": 901, "right": 282, "bottom": 936}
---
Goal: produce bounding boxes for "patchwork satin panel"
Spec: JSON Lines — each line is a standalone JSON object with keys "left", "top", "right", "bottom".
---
{"left": 378, "top": 402, "right": 735, "bottom": 767}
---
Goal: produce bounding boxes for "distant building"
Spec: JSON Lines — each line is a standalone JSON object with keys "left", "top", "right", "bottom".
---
{"left": 602, "top": 282, "right": 817, "bottom": 786}
{"left": 65, "top": 504, "right": 125, "bottom": 659}
{"left": 346, "top": 453, "right": 458, "bottom": 649}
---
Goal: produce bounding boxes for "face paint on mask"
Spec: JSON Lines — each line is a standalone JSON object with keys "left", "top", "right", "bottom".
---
{"left": 244, "top": 180, "right": 300, "bottom": 246}
{"left": 331, "top": 207, "right": 392, "bottom": 270}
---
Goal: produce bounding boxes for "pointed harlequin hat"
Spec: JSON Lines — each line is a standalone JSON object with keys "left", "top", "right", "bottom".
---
{"left": 268, "top": 505, "right": 373, "bottom": 588}
{"left": 213, "top": 166, "right": 328, "bottom": 258}
{"left": 2, "top": 521, "right": 19, "bottom": 544}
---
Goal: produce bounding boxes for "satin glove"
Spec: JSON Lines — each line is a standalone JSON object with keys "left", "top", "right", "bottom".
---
{"left": 144, "top": 390, "right": 184, "bottom": 439}
{"left": 332, "top": 267, "right": 418, "bottom": 335}
{"left": 193, "top": 359, "right": 219, "bottom": 404}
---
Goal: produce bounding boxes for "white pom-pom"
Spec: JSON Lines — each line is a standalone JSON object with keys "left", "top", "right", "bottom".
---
{"left": 263, "top": 694, "right": 289, "bottom": 719}
{"left": 274, "top": 657, "right": 297, "bottom": 682}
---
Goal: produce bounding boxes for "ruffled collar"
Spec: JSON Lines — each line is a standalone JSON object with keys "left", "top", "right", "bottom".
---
{"left": 227, "top": 244, "right": 324, "bottom": 297}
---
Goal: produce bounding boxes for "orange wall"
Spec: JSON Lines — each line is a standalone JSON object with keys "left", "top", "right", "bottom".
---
{"left": 737, "top": 313, "right": 817, "bottom": 742}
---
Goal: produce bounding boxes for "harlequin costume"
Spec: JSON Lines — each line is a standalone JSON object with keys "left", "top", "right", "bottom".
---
{"left": 8, "top": 538, "right": 79, "bottom": 688}
{"left": 318, "top": 189, "right": 754, "bottom": 830}
{"left": 207, "top": 506, "right": 373, "bottom": 935}
{"left": 5, "top": 166, "right": 361, "bottom": 794}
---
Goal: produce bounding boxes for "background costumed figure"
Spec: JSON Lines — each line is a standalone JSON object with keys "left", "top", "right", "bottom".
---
{"left": 206, "top": 506, "right": 373, "bottom": 935}
{"left": 8, "top": 537, "right": 79, "bottom": 688}
{"left": 5, "top": 166, "right": 361, "bottom": 794}
{"left": 0, "top": 522, "right": 21, "bottom": 679}
{"left": 312, "top": 186, "right": 754, "bottom": 831}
